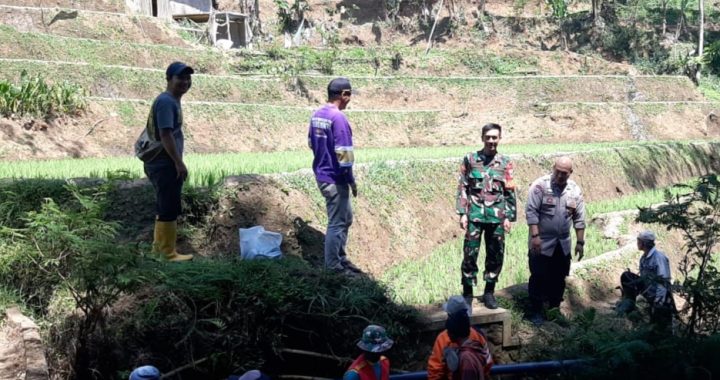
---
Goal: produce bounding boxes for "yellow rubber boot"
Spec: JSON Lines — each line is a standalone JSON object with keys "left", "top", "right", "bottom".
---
{"left": 152, "top": 220, "right": 194, "bottom": 262}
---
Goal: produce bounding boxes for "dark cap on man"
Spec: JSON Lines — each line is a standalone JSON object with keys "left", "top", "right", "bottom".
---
{"left": 446, "top": 310, "right": 471, "bottom": 341}
{"left": 166, "top": 61, "right": 194, "bottom": 80}
{"left": 328, "top": 77, "right": 352, "bottom": 98}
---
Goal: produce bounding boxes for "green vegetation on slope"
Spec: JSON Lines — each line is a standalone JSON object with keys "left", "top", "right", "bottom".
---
{"left": 0, "top": 26, "right": 228, "bottom": 74}
{"left": 0, "top": 182, "right": 420, "bottom": 376}
{"left": 1, "top": 59, "right": 697, "bottom": 105}
{"left": 383, "top": 186, "right": 687, "bottom": 305}
{"left": 700, "top": 75, "right": 720, "bottom": 101}
{"left": 0, "top": 141, "right": 672, "bottom": 187}
{"left": 0, "top": 70, "right": 87, "bottom": 117}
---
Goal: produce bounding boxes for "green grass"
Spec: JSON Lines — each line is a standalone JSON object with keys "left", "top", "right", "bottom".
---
{"left": 237, "top": 45, "right": 549, "bottom": 77}
{"left": 0, "top": 26, "right": 228, "bottom": 74}
{"left": 699, "top": 75, "right": 720, "bottom": 101}
{"left": 0, "top": 59, "right": 657, "bottom": 105}
{"left": 0, "top": 285, "right": 26, "bottom": 315}
{"left": 0, "top": 61, "right": 281, "bottom": 104}
{"left": 382, "top": 185, "right": 690, "bottom": 305}
{"left": 0, "top": 141, "right": 669, "bottom": 187}
{"left": 383, "top": 224, "right": 614, "bottom": 305}
{"left": 0, "top": 51, "right": 698, "bottom": 106}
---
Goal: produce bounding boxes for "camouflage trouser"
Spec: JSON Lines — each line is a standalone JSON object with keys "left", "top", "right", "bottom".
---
{"left": 461, "top": 222, "right": 504, "bottom": 294}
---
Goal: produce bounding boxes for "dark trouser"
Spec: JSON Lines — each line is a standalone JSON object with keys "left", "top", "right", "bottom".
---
{"left": 620, "top": 271, "right": 645, "bottom": 300}
{"left": 144, "top": 158, "right": 184, "bottom": 222}
{"left": 528, "top": 244, "right": 571, "bottom": 309}
{"left": 620, "top": 271, "right": 674, "bottom": 326}
{"left": 461, "top": 222, "right": 505, "bottom": 297}
{"left": 318, "top": 181, "right": 353, "bottom": 271}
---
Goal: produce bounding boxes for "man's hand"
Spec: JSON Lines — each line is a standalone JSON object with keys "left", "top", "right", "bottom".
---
{"left": 530, "top": 236, "right": 542, "bottom": 255}
{"left": 350, "top": 183, "right": 358, "bottom": 197}
{"left": 175, "top": 161, "right": 188, "bottom": 181}
{"left": 575, "top": 242, "right": 585, "bottom": 261}
{"left": 503, "top": 219, "right": 512, "bottom": 233}
{"left": 459, "top": 214, "right": 468, "bottom": 230}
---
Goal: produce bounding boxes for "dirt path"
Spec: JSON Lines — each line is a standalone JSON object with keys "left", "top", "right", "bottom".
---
{"left": 0, "top": 308, "right": 50, "bottom": 380}
{"left": 0, "top": 321, "right": 25, "bottom": 380}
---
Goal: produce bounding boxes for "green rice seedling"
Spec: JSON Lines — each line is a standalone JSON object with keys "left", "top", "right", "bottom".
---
{"left": 382, "top": 184, "right": 688, "bottom": 305}
{"left": 0, "top": 70, "right": 87, "bottom": 117}
{"left": 382, "top": 222, "right": 614, "bottom": 305}
{"left": 0, "top": 141, "right": 679, "bottom": 187}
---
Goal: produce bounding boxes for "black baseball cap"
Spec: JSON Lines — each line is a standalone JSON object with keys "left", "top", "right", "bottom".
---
{"left": 446, "top": 310, "right": 471, "bottom": 340}
{"left": 166, "top": 61, "right": 194, "bottom": 79}
{"left": 327, "top": 77, "right": 352, "bottom": 97}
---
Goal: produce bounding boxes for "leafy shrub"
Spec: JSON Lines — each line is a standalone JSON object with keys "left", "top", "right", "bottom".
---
{"left": 0, "top": 182, "right": 149, "bottom": 378}
{"left": 523, "top": 308, "right": 720, "bottom": 379}
{"left": 0, "top": 179, "right": 72, "bottom": 228}
{"left": 103, "top": 258, "right": 422, "bottom": 377}
{"left": 459, "top": 50, "right": 537, "bottom": 74}
{"left": 0, "top": 183, "right": 144, "bottom": 311}
{"left": 638, "top": 175, "right": 720, "bottom": 335}
{"left": 0, "top": 70, "right": 87, "bottom": 118}
{"left": 273, "top": 0, "right": 309, "bottom": 32}
{"left": 546, "top": 0, "right": 568, "bottom": 19}
{"left": 600, "top": 25, "right": 665, "bottom": 65}
{"left": 703, "top": 40, "right": 720, "bottom": 75}
{"left": 0, "top": 178, "right": 421, "bottom": 378}
{"left": 699, "top": 75, "right": 720, "bottom": 101}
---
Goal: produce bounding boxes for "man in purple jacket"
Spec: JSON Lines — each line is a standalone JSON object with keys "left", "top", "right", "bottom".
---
{"left": 308, "top": 78, "right": 361, "bottom": 275}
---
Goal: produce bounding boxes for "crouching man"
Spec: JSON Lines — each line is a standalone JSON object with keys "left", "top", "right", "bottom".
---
{"left": 617, "top": 230, "right": 675, "bottom": 327}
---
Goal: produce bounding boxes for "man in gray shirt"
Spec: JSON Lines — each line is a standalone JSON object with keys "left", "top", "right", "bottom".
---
{"left": 143, "top": 61, "right": 194, "bottom": 262}
{"left": 525, "top": 156, "right": 585, "bottom": 326}
{"left": 617, "top": 230, "right": 674, "bottom": 327}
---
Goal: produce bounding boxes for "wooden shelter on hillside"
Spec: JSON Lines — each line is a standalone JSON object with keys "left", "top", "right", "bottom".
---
{"left": 125, "top": 0, "right": 252, "bottom": 48}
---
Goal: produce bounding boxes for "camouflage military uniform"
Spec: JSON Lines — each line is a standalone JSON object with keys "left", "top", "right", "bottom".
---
{"left": 456, "top": 151, "right": 517, "bottom": 295}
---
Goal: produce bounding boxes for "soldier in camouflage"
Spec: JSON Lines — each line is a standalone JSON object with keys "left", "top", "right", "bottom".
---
{"left": 456, "top": 123, "right": 517, "bottom": 309}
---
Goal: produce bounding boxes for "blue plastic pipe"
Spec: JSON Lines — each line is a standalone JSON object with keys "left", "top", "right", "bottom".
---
{"left": 388, "top": 359, "right": 589, "bottom": 380}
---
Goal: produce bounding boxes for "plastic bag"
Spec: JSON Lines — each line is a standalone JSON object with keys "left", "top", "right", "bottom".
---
{"left": 239, "top": 226, "right": 282, "bottom": 260}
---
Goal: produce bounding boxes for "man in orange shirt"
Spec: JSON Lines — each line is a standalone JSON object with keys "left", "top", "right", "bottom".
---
{"left": 427, "top": 296, "right": 493, "bottom": 380}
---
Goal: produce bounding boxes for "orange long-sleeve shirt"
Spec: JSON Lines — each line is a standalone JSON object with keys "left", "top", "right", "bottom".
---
{"left": 427, "top": 329, "right": 491, "bottom": 380}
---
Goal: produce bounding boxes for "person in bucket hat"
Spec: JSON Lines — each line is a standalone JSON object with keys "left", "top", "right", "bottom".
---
{"left": 129, "top": 365, "right": 160, "bottom": 380}
{"left": 344, "top": 325, "right": 393, "bottom": 380}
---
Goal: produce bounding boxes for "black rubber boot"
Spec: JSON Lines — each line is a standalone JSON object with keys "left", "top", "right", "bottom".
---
{"left": 462, "top": 284, "right": 474, "bottom": 308}
{"left": 527, "top": 299, "right": 545, "bottom": 327}
{"left": 482, "top": 282, "right": 498, "bottom": 309}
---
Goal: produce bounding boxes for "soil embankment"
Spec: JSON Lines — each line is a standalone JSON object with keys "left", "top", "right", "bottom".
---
{"left": 100, "top": 142, "right": 720, "bottom": 277}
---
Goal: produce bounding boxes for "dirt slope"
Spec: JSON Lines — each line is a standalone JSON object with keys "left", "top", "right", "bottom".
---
{"left": 0, "top": 6, "right": 188, "bottom": 46}
{"left": 0, "top": 0, "right": 125, "bottom": 12}
{"left": 2, "top": 100, "right": 718, "bottom": 160}
{"left": 102, "top": 143, "right": 720, "bottom": 277}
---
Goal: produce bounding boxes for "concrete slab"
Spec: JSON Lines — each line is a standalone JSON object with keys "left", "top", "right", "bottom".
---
{"left": 420, "top": 304, "right": 514, "bottom": 347}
